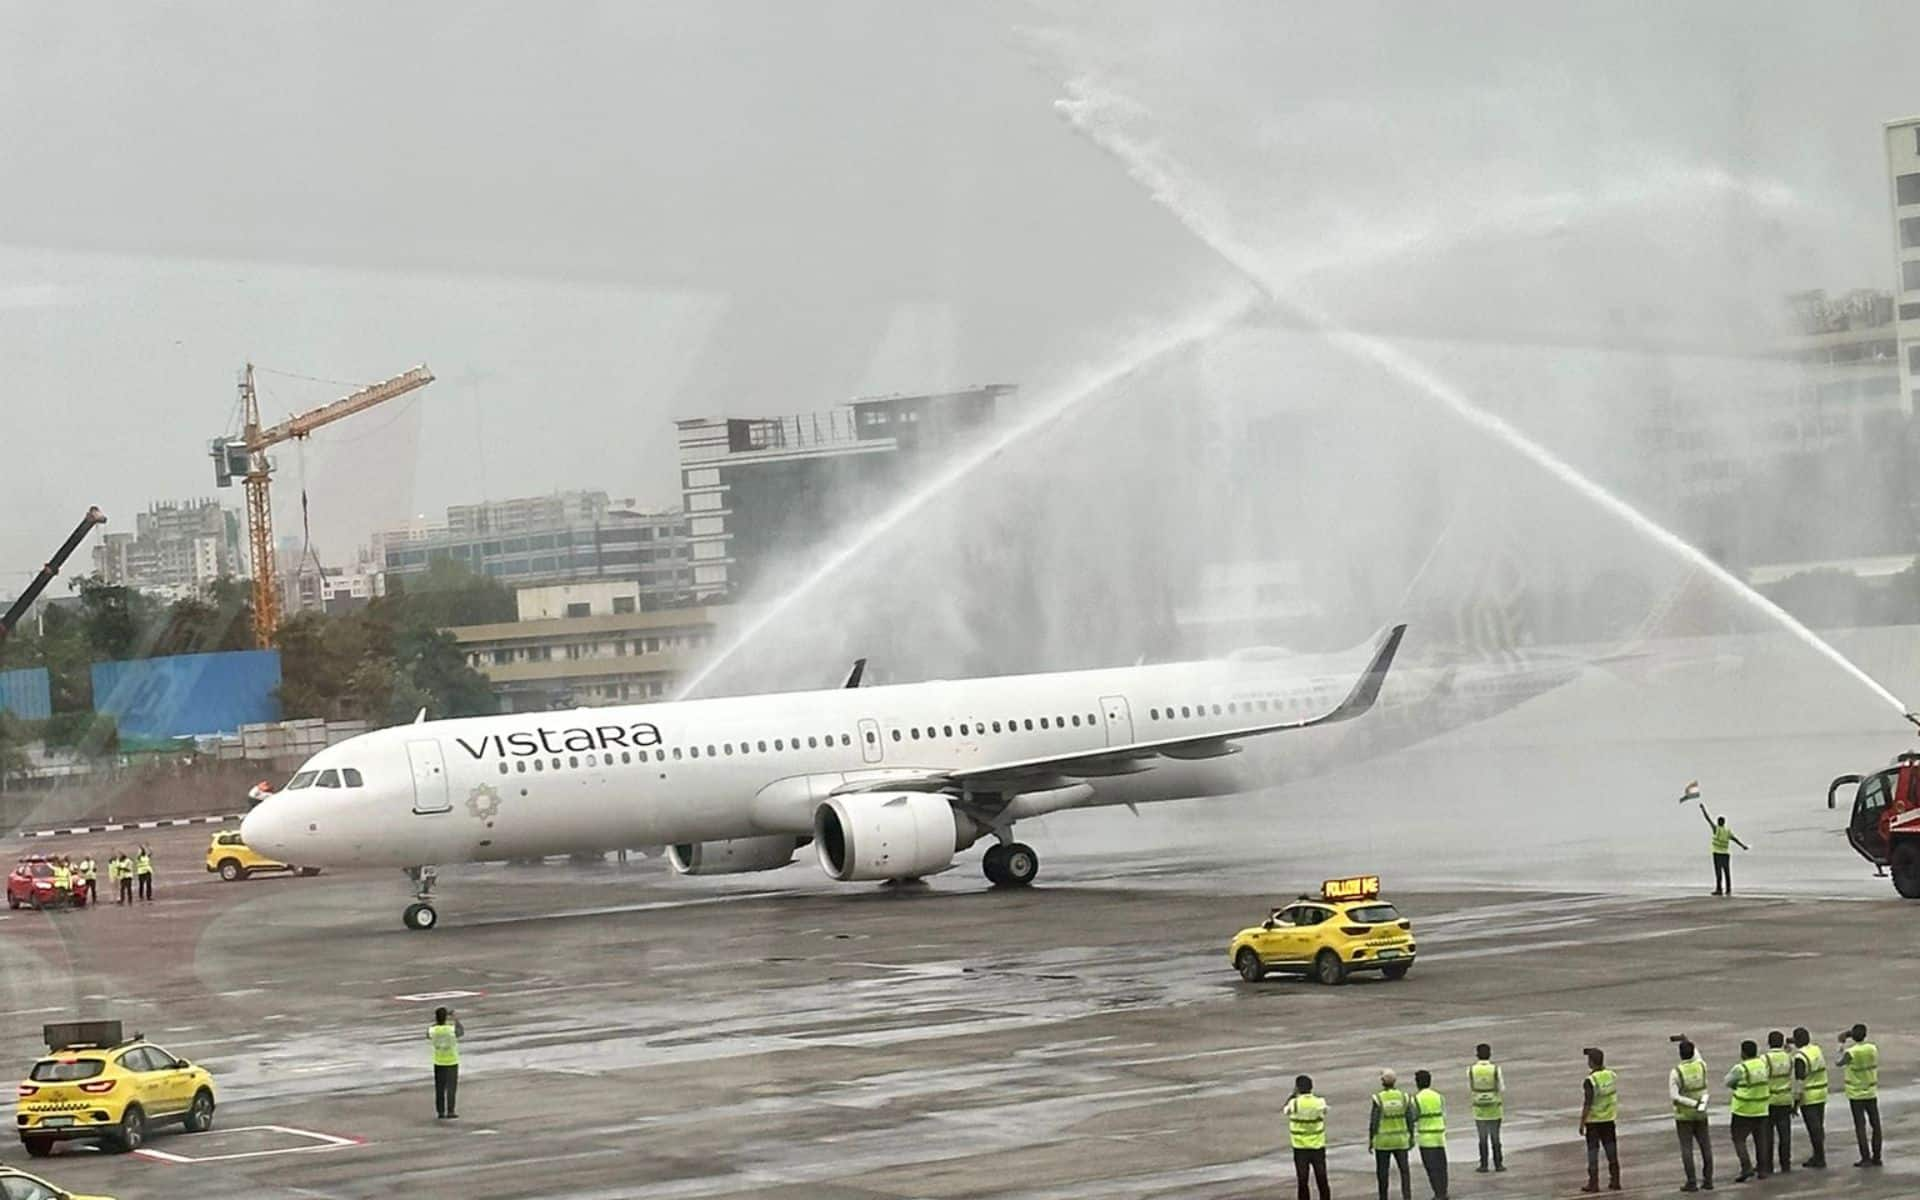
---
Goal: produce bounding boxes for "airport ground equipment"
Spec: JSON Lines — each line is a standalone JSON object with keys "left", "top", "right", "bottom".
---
{"left": 1829, "top": 752, "right": 1920, "bottom": 897}
{"left": 212, "top": 364, "right": 433, "bottom": 648}
{"left": 0, "top": 507, "right": 106, "bottom": 645}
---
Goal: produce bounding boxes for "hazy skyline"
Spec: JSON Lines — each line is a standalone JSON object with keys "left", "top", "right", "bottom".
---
{"left": 4, "top": 2, "right": 1918, "bottom": 588}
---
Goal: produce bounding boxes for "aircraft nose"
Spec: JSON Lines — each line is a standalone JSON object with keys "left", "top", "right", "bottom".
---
{"left": 240, "top": 803, "right": 291, "bottom": 857}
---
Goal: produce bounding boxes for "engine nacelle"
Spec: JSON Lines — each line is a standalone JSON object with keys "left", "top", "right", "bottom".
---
{"left": 813, "top": 791, "right": 977, "bottom": 881}
{"left": 667, "top": 835, "right": 807, "bottom": 876}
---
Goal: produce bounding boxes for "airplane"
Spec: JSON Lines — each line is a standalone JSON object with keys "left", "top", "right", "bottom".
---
{"left": 241, "top": 624, "right": 1407, "bottom": 929}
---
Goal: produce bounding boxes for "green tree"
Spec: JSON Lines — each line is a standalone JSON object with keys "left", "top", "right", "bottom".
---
{"left": 71, "top": 576, "right": 165, "bottom": 661}
{"left": 0, "top": 711, "right": 30, "bottom": 790}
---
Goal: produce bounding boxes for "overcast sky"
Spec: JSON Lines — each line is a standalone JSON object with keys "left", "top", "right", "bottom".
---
{"left": 2, "top": 2, "right": 1917, "bottom": 589}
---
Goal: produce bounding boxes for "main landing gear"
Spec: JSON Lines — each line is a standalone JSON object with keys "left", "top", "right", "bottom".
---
{"left": 402, "top": 865, "right": 439, "bottom": 931}
{"left": 982, "top": 840, "right": 1039, "bottom": 888}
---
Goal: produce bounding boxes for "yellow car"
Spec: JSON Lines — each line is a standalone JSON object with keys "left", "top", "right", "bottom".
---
{"left": 0, "top": 1165, "right": 115, "bottom": 1200}
{"left": 1228, "top": 876, "right": 1416, "bottom": 985}
{"left": 17, "top": 1021, "right": 216, "bottom": 1156}
{"left": 205, "top": 830, "right": 319, "bottom": 882}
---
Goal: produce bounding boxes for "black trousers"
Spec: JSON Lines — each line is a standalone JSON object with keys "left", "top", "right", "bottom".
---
{"left": 117, "top": 878, "right": 133, "bottom": 904}
{"left": 1293, "top": 1147, "right": 1329, "bottom": 1200}
{"left": 434, "top": 1064, "right": 459, "bottom": 1116}
{"left": 1418, "top": 1145, "right": 1448, "bottom": 1198}
{"left": 1676, "top": 1119, "right": 1712, "bottom": 1185}
{"left": 1712, "top": 852, "right": 1731, "bottom": 892}
{"left": 137, "top": 872, "right": 152, "bottom": 900}
{"left": 1730, "top": 1112, "right": 1770, "bottom": 1176}
{"left": 1585, "top": 1121, "right": 1619, "bottom": 1185}
{"left": 1767, "top": 1104, "right": 1793, "bottom": 1171}
{"left": 1850, "top": 1097, "right": 1882, "bottom": 1163}
{"left": 1801, "top": 1099, "right": 1826, "bottom": 1164}
{"left": 1374, "top": 1147, "right": 1412, "bottom": 1200}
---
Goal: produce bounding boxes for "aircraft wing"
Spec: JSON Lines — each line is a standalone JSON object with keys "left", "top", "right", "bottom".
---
{"left": 833, "top": 624, "right": 1405, "bottom": 797}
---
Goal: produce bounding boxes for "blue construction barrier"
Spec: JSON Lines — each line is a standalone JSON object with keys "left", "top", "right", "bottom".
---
{"left": 91, "top": 650, "right": 282, "bottom": 739}
{"left": 0, "top": 667, "right": 51, "bottom": 720}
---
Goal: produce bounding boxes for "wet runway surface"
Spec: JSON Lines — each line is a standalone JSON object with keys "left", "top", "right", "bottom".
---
{"left": 3, "top": 823, "right": 1919, "bottom": 1198}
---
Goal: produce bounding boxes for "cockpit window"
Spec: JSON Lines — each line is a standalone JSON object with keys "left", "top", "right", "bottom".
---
{"left": 315, "top": 769, "right": 341, "bottom": 788}
{"left": 286, "top": 771, "right": 318, "bottom": 790}
{"left": 342, "top": 768, "right": 363, "bottom": 788}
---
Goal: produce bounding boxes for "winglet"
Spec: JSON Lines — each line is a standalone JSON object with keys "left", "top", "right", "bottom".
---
{"left": 843, "top": 658, "right": 868, "bottom": 689}
{"left": 1317, "top": 623, "right": 1407, "bottom": 726}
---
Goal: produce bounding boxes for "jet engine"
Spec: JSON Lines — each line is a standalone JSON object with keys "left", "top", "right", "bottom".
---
{"left": 667, "top": 835, "right": 808, "bottom": 875}
{"left": 813, "top": 791, "right": 981, "bottom": 881}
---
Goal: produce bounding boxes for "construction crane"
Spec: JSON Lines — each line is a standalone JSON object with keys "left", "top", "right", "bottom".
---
{"left": 212, "top": 364, "right": 434, "bottom": 648}
{"left": 1, "top": 508, "right": 107, "bottom": 646}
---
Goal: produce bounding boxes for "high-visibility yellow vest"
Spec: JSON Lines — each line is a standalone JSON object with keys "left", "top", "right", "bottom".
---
{"left": 429, "top": 1023, "right": 460, "bottom": 1067}
{"left": 1765, "top": 1048, "right": 1792, "bottom": 1106}
{"left": 135, "top": 853, "right": 152, "bottom": 874}
{"left": 1844, "top": 1043, "right": 1878, "bottom": 1100}
{"left": 1711, "top": 824, "right": 1732, "bottom": 853}
{"left": 52, "top": 865, "right": 70, "bottom": 889}
{"left": 1674, "top": 1059, "right": 1708, "bottom": 1122}
{"left": 1469, "top": 1061, "right": 1503, "bottom": 1119}
{"left": 1796, "top": 1044, "right": 1828, "bottom": 1106}
{"left": 1414, "top": 1088, "right": 1446, "bottom": 1147}
{"left": 1731, "top": 1057, "right": 1771, "bottom": 1117}
{"left": 1373, "top": 1090, "right": 1412, "bottom": 1151}
{"left": 1289, "top": 1093, "right": 1328, "bottom": 1150}
{"left": 78, "top": 859, "right": 95, "bottom": 881}
{"left": 1586, "top": 1069, "right": 1619, "bottom": 1123}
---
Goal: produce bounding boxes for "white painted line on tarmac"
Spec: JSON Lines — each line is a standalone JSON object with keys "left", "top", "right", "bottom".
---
{"left": 393, "top": 989, "right": 485, "bottom": 1003}
{"left": 133, "top": 1123, "right": 364, "bottom": 1164}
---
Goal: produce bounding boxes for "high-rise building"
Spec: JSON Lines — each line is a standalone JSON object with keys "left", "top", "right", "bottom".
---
{"left": 91, "top": 499, "right": 242, "bottom": 594}
{"left": 1888, "top": 114, "right": 1920, "bottom": 413}
{"left": 377, "top": 490, "right": 694, "bottom": 607}
{"left": 675, "top": 385, "right": 1013, "bottom": 602}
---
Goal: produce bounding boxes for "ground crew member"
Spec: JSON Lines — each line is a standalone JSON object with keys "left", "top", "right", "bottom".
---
{"left": 429, "top": 1006, "right": 465, "bottom": 1120}
{"left": 1727, "top": 1039, "right": 1772, "bottom": 1181}
{"left": 51, "top": 857, "right": 71, "bottom": 907}
{"left": 1839, "top": 1023, "right": 1881, "bottom": 1167}
{"left": 135, "top": 845, "right": 153, "bottom": 902}
{"left": 1284, "top": 1074, "right": 1330, "bottom": 1200}
{"left": 76, "top": 854, "right": 96, "bottom": 906}
{"left": 1791, "top": 1027, "right": 1827, "bottom": 1168}
{"left": 1579, "top": 1047, "right": 1621, "bottom": 1193}
{"left": 1696, "top": 796, "right": 1748, "bottom": 895}
{"left": 1764, "top": 1030, "right": 1793, "bottom": 1173}
{"left": 1670, "top": 1039, "right": 1712, "bottom": 1192}
{"left": 113, "top": 851, "right": 134, "bottom": 905}
{"left": 1370, "top": 1069, "right": 1415, "bottom": 1200}
{"left": 1468, "top": 1043, "right": 1505, "bottom": 1173}
{"left": 1413, "top": 1069, "right": 1448, "bottom": 1199}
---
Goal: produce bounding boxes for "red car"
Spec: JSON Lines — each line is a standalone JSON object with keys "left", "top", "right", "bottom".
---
{"left": 6, "top": 856, "right": 87, "bottom": 910}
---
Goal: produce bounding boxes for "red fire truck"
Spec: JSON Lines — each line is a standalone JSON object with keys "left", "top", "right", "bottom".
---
{"left": 1829, "top": 752, "right": 1920, "bottom": 897}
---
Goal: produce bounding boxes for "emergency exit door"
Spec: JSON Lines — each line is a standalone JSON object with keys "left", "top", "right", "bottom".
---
{"left": 1100, "top": 695, "right": 1134, "bottom": 745}
{"left": 407, "top": 739, "right": 451, "bottom": 814}
{"left": 857, "top": 718, "right": 883, "bottom": 764}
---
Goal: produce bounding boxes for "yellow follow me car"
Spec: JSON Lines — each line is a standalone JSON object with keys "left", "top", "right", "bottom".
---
{"left": 0, "top": 1165, "right": 115, "bottom": 1200}
{"left": 1229, "top": 875, "right": 1416, "bottom": 985}
{"left": 16, "top": 1021, "right": 216, "bottom": 1157}
{"left": 206, "top": 829, "right": 320, "bottom": 882}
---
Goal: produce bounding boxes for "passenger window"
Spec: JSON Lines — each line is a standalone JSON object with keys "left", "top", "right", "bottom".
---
{"left": 516, "top": 761, "right": 527, "bottom": 773}
{"left": 706, "top": 745, "right": 716, "bottom": 757}
{"left": 287, "top": 771, "right": 317, "bottom": 790}
{"left": 758, "top": 740, "right": 768, "bottom": 753}
{"left": 943, "top": 725, "right": 953, "bottom": 738}
{"left": 808, "top": 736, "right": 818, "bottom": 748}
{"left": 1023, "top": 719, "right": 1033, "bottom": 730}
{"left": 911, "top": 728, "right": 921, "bottom": 740}
{"left": 673, "top": 747, "right": 683, "bottom": 759}
{"left": 534, "top": 759, "right": 545, "bottom": 771}
{"left": 865, "top": 731, "right": 876, "bottom": 744}
{"left": 891, "top": 730, "right": 901, "bottom": 742}
{"left": 723, "top": 744, "right": 733, "bottom": 756}
{"left": 621, "top": 751, "right": 631, "bottom": 764}
{"left": 315, "top": 770, "right": 341, "bottom": 788}
{"left": 1071, "top": 715, "right": 1081, "bottom": 727}
{"left": 775, "top": 739, "right": 784, "bottom": 750}
{"left": 498, "top": 763, "right": 508, "bottom": 775}
{"left": 343, "top": 768, "right": 363, "bottom": 787}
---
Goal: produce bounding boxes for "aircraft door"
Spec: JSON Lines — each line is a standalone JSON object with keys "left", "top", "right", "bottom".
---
{"left": 407, "top": 739, "right": 451, "bottom": 815}
{"left": 857, "top": 718, "right": 883, "bottom": 764}
{"left": 1099, "top": 695, "right": 1134, "bottom": 745}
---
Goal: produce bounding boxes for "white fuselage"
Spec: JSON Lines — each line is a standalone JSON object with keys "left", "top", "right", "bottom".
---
{"left": 239, "top": 646, "right": 1578, "bottom": 874}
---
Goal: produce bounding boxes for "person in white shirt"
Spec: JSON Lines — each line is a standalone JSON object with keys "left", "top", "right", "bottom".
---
{"left": 1669, "top": 1039, "right": 1712, "bottom": 1192}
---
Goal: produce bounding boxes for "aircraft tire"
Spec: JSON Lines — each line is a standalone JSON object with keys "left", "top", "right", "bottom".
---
{"left": 403, "top": 902, "right": 439, "bottom": 931}
{"left": 1892, "top": 841, "right": 1920, "bottom": 899}
{"left": 982, "top": 844, "right": 1009, "bottom": 886}
{"left": 1000, "top": 843, "right": 1038, "bottom": 888}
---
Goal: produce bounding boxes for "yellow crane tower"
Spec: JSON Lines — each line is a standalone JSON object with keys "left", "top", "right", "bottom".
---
{"left": 213, "top": 363, "right": 435, "bottom": 648}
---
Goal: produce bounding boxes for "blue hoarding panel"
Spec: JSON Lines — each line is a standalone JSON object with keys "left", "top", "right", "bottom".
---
{"left": 91, "top": 650, "right": 282, "bottom": 738}
{"left": 0, "top": 667, "right": 52, "bottom": 720}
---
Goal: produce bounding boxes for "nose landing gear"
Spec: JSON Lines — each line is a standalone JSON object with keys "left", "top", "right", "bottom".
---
{"left": 402, "top": 865, "right": 439, "bottom": 931}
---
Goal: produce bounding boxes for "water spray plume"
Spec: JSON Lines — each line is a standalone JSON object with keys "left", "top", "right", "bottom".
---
{"left": 1055, "top": 80, "right": 1911, "bottom": 723}
{"left": 677, "top": 289, "right": 1260, "bottom": 699}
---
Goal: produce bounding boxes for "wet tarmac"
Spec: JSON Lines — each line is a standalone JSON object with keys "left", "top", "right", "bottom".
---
{"left": 2, "top": 820, "right": 1918, "bottom": 1199}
